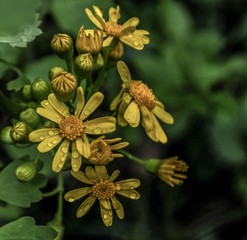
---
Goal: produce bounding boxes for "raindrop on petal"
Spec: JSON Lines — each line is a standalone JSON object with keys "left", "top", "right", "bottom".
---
{"left": 61, "top": 146, "right": 68, "bottom": 153}
{"left": 84, "top": 109, "right": 91, "bottom": 116}
{"left": 94, "top": 127, "right": 102, "bottom": 134}
{"left": 68, "top": 197, "right": 75, "bottom": 202}
{"left": 103, "top": 214, "right": 108, "bottom": 220}
{"left": 130, "top": 193, "right": 137, "bottom": 199}
{"left": 133, "top": 41, "right": 139, "bottom": 46}
{"left": 39, "top": 136, "right": 44, "bottom": 140}
{"left": 47, "top": 142, "right": 53, "bottom": 147}
{"left": 48, "top": 130, "right": 54, "bottom": 136}
{"left": 60, "top": 156, "right": 66, "bottom": 162}
{"left": 72, "top": 151, "right": 79, "bottom": 158}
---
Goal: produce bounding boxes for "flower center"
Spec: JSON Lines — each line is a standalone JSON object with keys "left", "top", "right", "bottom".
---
{"left": 129, "top": 81, "right": 156, "bottom": 109}
{"left": 59, "top": 115, "right": 83, "bottom": 141}
{"left": 92, "top": 179, "right": 115, "bottom": 200}
{"left": 105, "top": 22, "right": 122, "bottom": 36}
{"left": 90, "top": 140, "right": 112, "bottom": 163}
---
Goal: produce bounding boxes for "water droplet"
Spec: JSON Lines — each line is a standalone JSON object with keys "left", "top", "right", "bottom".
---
{"left": 39, "top": 136, "right": 44, "bottom": 140}
{"left": 128, "top": 34, "right": 133, "bottom": 37}
{"left": 48, "top": 130, "right": 54, "bottom": 136}
{"left": 72, "top": 151, "right": 79, "bottom": 158}
{"left": 84, "top": 109, "right": 91, "bottom": 116}
{"left": 47, "top": 142, "right": 53, "bottom": 147}
{"left": 115, "top": 183, "right": 121, "bottom": 191}
{"left": 44, "top": 101, "right": 49, "bottom": 106}
{"left": 108, "top": 211, "right": 112, "bottom": 216}
{"left": 103, "top": 214, "right": 108, "bottom": 220}
{"left": 60, "top": 156, "right": 66, "bottom": 162}
{"left": 94, "top": 127, "right": 102, "bottom": 134}
{"left": 58, "top": 162, "right": 64, "bottom": 169}
{"left": 129, "top": 193, "right": 137, "bottom": 199}
{"left": 52, "top": 140, "right": 57, "bottom": 144}
{"left": 61, "top": 146, "right": 68, "bottom": 153}
{"left": 68, "top": 197, "right": 75, "bottom": 202}
{"left": 57, "top": 118, "right": 62, "bottom": 123}
{"left": 72, "top": 163, "right": 78, "bottom": 170}
{"left": 133, "top": 41, "right": 139, "bottom": 46}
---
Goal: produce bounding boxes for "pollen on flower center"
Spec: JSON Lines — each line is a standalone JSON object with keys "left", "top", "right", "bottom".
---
{"left": 59, "top": 115, "right": 83, "bottom": 141}
{"left": 105, "top": 22, "right": 122, "bottom": 36}
{"left": 129, "top": 80, "right": 156, "bottom": 109}
{"left": 92, "top": 179, "right": 115, "bottom": 200}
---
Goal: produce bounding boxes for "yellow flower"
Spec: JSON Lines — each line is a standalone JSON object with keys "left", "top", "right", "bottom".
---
{"left": 110, "top": 61, "right": 174, "bottom": 144}
{"left": 89, "top": 136, "right": 129, "bottom": 165}
{"left": 85, "top": 5, "right": 150, "bottom": 50}
{"left": 64, "top": 165, "right": 140, "bottom": 226}
{"left": 157, "top": 156, "right": 189, "bottom": 187}
{"left": 29, "top": 87, "right": 116, "bottom": 172}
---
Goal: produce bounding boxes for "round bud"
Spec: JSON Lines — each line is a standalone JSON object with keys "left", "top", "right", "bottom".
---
{"left": 22, "top": 84, "right": 34, "bottom": 100}
{"left": 0, "top": 126, "right": 14, "bottom": 144}
{"left": 48, "top": 66, "right": 66, "bottom": 80}
{"left": 74, "top": 53, "right": 94, "bottom": 78}
{"left": 19, "top": 108, "right": 40, "bottom": 128}
{"left": 10, "top": 121, "right": 32, "bottom": 143}
{"left": 15, "top": 162, "right": 36, "bottom": 182}
{"left": 51, "top": 71, "right": 77, "bottom": 102}
{"left": 31, "top": 78, "right": 51, "bottom": 102}
{"left": 26, "top": 101, "right": 39, "bottom": 109}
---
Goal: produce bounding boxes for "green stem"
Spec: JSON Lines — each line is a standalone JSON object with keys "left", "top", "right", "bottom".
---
{"left": 54, "top": 172, "right": 64, "bottom": 225}
{"left": 117, "top": 149, "right": 146, "bottom": 167}
{"left": 0, "top": 58, "right": 29, "bottom": 84}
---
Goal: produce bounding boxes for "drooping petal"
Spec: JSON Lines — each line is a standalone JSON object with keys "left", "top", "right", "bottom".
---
{"left": 93, "top": 5, "right": 104, "bottom": 19}
{"left": 117, "top": 189, "right": 140, "bottom": 200}
{"left": 123, "top": 101, "right": 140, "bottom": 127}
{"left": 122, "top": 17, "right": 140, "bottom": 27}
{"left": 37, "top": 135, "right": 63, "bottom": 153}
{"left": 111, "top": 196, "right": 124, "bottom": 219}
{"left": 110, "top": 141, "right": 129, "bottom": 150}
{"left": 100, "top": 203, "right": 113, "bottom": 226}
{"left": 75, "top": 87, "right": 85, "bottom": 117}
{"left": 85, "top": 8, "right": 103, "bottom": 29}
{"left": 120, "top": 35, "right": 145, "bottom": 50}
{"left": 95, "top": 165, "right": 107, "bottom": 179}
{"left": 110, "top": 89, "right": 123, "bottom": 110}
{"left": 151, "top": 113, "right": 168, "bottom": 144}
{"left": 71, "top": 141, "right": 82, "bottom": 172}
{"left": 48, "top": 94, "right": 70, "bottom": 117}
{"left": 76, "top": 137, "right": 90, "bottom": 159}
{"left": 117, "top": 61, "right": 132, "bottom": 83}
{"left": 52, "top": 139, "right": 70, "bottom": 172}
{"left": 36, "top": 108, "right": 63, "bottom": 124}
{"left": 29, "top": 128, "right": 60, "bottom": 142}
{"left": 152, "top": 106, "right": 174, "bottom": 124}
{"left": 81, "top": 133, "right": 91, "bottom": 158}
{"left": 116, "top": 179, "right": 140, "bottom": 190}
{"left": 76, "top": 195, "right": 97, "bottom": 218}
{"left": 71, "top": 170, "right": 94, "bottom": 185}
{"left": 79, "top": 92, "right": 104, "bottom": 120}
{"left": 64, "top": 187, "right": 91, "bottom": 202}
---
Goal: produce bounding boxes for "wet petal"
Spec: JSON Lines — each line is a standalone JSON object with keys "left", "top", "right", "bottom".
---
{"left": 48, "top": 94, "right": 70, "bottom": 117}
{"left": 85, "top": 166, "right": 98, "bottom": 182}
{"left": 95, "top": 165, "right": 107, "bottom": 179}
{"left": 111, "top": 196, "right": 124, "bottom": 219}
{"left": 75, "top": 87, "right": 85, "bottom": 117}
{"left": 120, "top": 35, "right": 144, "bottom": 50}
{"left": 100, "top": 204, "right": 113, "bottom": 227}
{"left": 109, "top": 169, "right": 120, "bottom": 181}
{"left": 37, "top": 135, "right": 63, "bottom": 153}
{"left": 76, "top": 195, "right": 96, "bottom": 218}
{"left": 122, "top": 17, "right": 140, "bottom": 27}
{"left": 116, "top": 179, "right": 140, "bottom": 190}
{"left": 140, "top": 106, "right": 153, "bottom": 131}
{"left": 152, "top": 106, "right": 174, "bottom": 124}
{"left": 29, "top": 128, "right": 60, "bottom": 142}
{"left": 52, "top": 139, "right": 70, "bottom": 172}
{"left": 117, "top": 189, "right": 140, "bottom": 200}
{"left": 119, "top": 26, "right": 136, "bottom": 37}
{"left": 110, "top": 89, "right": 124, "bottom": 111}
{"left": 80, "top": 92, "right": 104, "bottom": 120}
{"left": 109, "top": 6, "right": 120, "bottom": 23}
{"left": 93, "top": 5, "right": 104, "bottom": 18}
{"left": 37, "top": 108, "right": 63, "bottom": 124}
{"left": 85, "top": 8, "right": 103, "bottom": 29}
{"left": 110, "top": 141, "right": 129, "bottom": 150}
{"left": 64, "top": 187, "right": 91, "bottom": 202}
{"left": 151, "top": 113, "right": 167, "bottom": 144}
{"left": 71, "top": 141, "right": 82, "bottom": 172}
{"left": 123, "top": 101, "right": 140, "bottom": 127}
{"left": 117, "top": 61, "right": 131, "bottom": 83}
{"left": 71, "top": 170, "right": 94, "bottom": 185}
{"left": 100, "top": 199, "right": 111, "bottom": 209}
{"left": 40, "top": 100, "right": 54, "bottom": 111}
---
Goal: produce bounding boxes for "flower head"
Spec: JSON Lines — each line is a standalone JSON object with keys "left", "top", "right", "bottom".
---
{"left": 89, "top": 136, "right": 129, "bottom": 165}
{"left": 110, "top": 61, "right": 174, "bottom": 143}
{"left": 64, "top": 165, "right": 140, "bottom": 226}
{"left": 85, "top": 5, "right": 149, "bottom": 50}
{"left": 29, "top": 87, "right": 116, "bottom": 172}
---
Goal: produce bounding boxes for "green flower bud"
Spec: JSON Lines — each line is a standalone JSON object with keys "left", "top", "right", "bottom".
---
{"left": 50, "top": 33, "right": 74, "bottom": 60}
{"left": 51, "top": 71, "right": 77, "bottom": 102}
{"left": 74, "top": 53, "right": 94, "bottom": 78}
{"left": 15, "top": 162, "right": 36, "bottom": 182}
{"left": 0, "top": 126, "right": 14, "bottom": 144}
{"left": 48, "top": 66, "right": 66, "bottom": 80}
{"left": 43, "top": 120, "right": 56, "bottom": 128}
{"left": 144, "top": 158, "right": 162, "bottom": 174}
{"left": 19, "top": 108, "right": 40, "bottom": 128}
{"left": 10, "top": 121, "right": 32, "bottom": 143}
{"left": 31, "top": 78, "right": 51, "bottom": 102}
{"left": 26, "top": 101, "right": 39, "bottom": 109}
{"left": 22, "top": 84, "right": 34, "bottom": 100}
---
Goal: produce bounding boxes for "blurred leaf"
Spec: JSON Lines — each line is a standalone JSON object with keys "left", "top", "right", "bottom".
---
{"left": 6, "top": 77, "right": 26, "bottom": 91}
{"left": 0, "top": 204, "right": 22, "bottom": 221}
{"left": 0, "top": 216, "right": 57, "bottom": 240}
{"left": 0, "top": 160, "right": 47, "bottom": 207}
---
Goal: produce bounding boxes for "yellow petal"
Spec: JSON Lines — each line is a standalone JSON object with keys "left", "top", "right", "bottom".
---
{"left": 64, "top": 187, "right": 91, "bottom": 202}
{"left": 140, "top": 105, "right": 153, "bottom": 131}
{"left": 36, "top": 108, "right": 63, "bottom": 124}
{"left": 85, "top": 8, "right": 103, "bottom": 29}
{"left": 40, "top": 100, "right": 54, "bottom": 111}
{"left": 95, "top": 165, "right": 107, "bottom": 179}
{"left": 48, "top": 94, "right": 70, "bottom": 118}
{"left": 76, "top": 195, "right": 96, "bottom": 218}
{"left": 76, "top": 137, "right": 90, "bottom": 159}
{"left": 111, "top": 196, "right": 124, "bottom": 219}
{"left": 100, "top": 204, "right": 113, "bottom": 226}
{"left": 103, "top": 36, "right": 114, "bottom": 47}
{"left": 37, "top": 134, "right": 63, "bottom": 153}
{"left": 123, "top": 101, "right": 140, "bottom": 127}
{"left": 151, "top": 113, "right": 167, "bottom": 144}
{"left": 122, "top": 17, "right": 140, "bottom": 27}
{"left": 152, "top": 106, "right": 174, "bottom": 124}
{"left": 71, "top": 141, "right": 82, "bottom": 172}
{"left": 85, "top": 166, "right": 98, "bottom": 182}
{"left": 117, "top": 61, "right": 131, "bottom": 83}
{"left": 80, "top": 92, "right": 104, "bottom": 120}
{"left": 100, "top": 199, "right": 111, "bottom": 209}
{"left": 116, "top": 178, "right": 141, "bottom": 190}
{"left": 119, "top": 26, "right": 135, "bottom": 37}
{"left": 71, "top": 170, "right": 94, "bottom": 185}
{"left": 117, "top": 189, "right": 140, "bottom": 200}
{"left": 109, "top": 169, "right": 120, "bottom": 181}
{"left": 110, "top": 141, "right": 129, "bottom": 150}
{"left": 52, "top": 139, "right": 70, "bottom": 172}
{"left": 110, "top": 89, "right": 124, "bottom": 111}
{"left": 29, "top": 128, "right": 60, "bottom": 142}
{"left": 120, "top": 35, "right": 144, "bottom": 50}
{"left": 93, "top": 5, "right": 104, "bottom": 18}
{"left": 75, "top": 87, "right": 85, "bottom": 117}
{"left": 109, "top": 6, "right": 120, "bottom": 23}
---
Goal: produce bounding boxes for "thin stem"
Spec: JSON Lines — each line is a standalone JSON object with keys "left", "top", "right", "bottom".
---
{"left": 54, "top": 172, "right": 64, "bottom": 225}
{"left": 117, "top": 149, "right": 146, "bottom": 167}
{"left": 0, "top": 58, "right": 29, "bottom": 84}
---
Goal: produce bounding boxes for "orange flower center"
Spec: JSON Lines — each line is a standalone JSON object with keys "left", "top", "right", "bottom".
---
{"left": 92, "top": 179, "right": 115, "bottom": 200}
{"left": 129, "top": 80, "right": 156, "bottom": 109}
{"left": 90, "top": 140, "right": 112, "bottom": 164}
{"left": 105, "top": 22, "right": 122, "bottom": 36}
{"left": 59, "top": 115, "right": 83, "bottom": 141}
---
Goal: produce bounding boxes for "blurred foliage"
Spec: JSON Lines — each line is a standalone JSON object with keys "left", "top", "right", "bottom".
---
{"left": 0, "top": 0, "right": 247, "bottom": 239}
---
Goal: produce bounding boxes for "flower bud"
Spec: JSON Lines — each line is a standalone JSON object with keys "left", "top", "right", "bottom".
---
{"left": 76, "top": 26, "right": 103, "bottom": 55}
{"left": 50, "top": 33, "right": 74, "bottom": 60}
{"left": 0, "top": 126, "right": 14, "bottom": 144}
{"left": 31, "top": 78, "right": 51, "bottom": 102}
{"left": 93, "top": 53, "right": 105, "bottom": 71}
{"left": 43, "top": 120, "right": 56, "bottom": 128}
{"left": 19, "top": 108, "right": 40, "bottom": 128}
{"left": 15, "top": 162, "right": 36, "bottom": 182}
{"left": 10, "top": 121, "right": 32, "bottom": 143}
{"left": 22, "top": 84, "right": 34, "bottom": 100}
{"left": 109, "top": 41, "right": 124, "bottom": 60}
{"left": 26, "top": 101, "right": 39, "bottom": 109}
{"left": 51, "top": 71, "right": 77, "bottom": 102}
{"left": 48, "top": 66, "right": 66, "bottom": 80}
{"left": 74, "top": 53, "right": 94, "bottom": 77}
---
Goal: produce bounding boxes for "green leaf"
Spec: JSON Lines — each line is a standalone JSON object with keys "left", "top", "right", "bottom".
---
{"left": 0, "top": 216, "right": 57, "bottom": 240}
{"left": 0, "top": 160, "right": 47, "bottom": 208}
{"left": 6, "top": 77, "right": 26, "bottom": 91}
